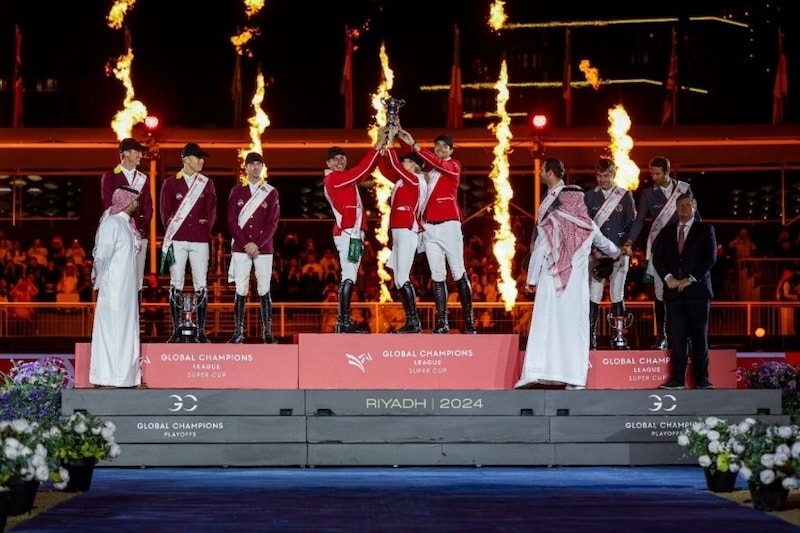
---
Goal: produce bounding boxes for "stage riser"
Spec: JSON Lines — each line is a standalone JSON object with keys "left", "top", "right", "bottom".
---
{"left": 63, "top": 389, "right": 787, "bottom": 467}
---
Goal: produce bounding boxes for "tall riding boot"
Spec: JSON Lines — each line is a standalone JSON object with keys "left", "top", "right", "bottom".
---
{"left": 167, "top": 288, "right": 182, "bottom": 343}
{"left": 195, "top": 289, "right": 211, "bottom": 343}
{"left": 589, "top": 302, "right": 599, "bottom": 350}
{"left": 393, "top": 282, "right": 422, "bottom": 333}
{"left": 456, "top": 274, "right": 478, "bottom": 334}
{"left": 610, "top": 301, "right": 630, "bottom": 350}
{"left": 651, "top": 299, "right": 669, "bottom": 350}
{"left": 334, "top": 280, "right": 368, "bottom": 333}
{"left": 432, "top": 281, "right": 450, "bottom": 334}
{"left": 229, "top": 293, "right": 246, "bottom": 343}
{"left": 260, "top": 293, "right": 278, "bottom": 343}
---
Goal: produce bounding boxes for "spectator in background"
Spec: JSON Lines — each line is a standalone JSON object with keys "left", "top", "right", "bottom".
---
{"left": 26, "top": 238, "right": 48, "bottom": 267}
{"left": 77, "top": 264, "right": 94, "bottom": 303}
{"left": 66, "top": 238, "right": 88, "bottom": 265}
{"left": 0, "top": 230, "right": 11, "bottom": 262}
{"left": 41, "top": 260, "right": 61, "bottom": 302}
{"left": 50, "top": 236, "right": 67, "bottom": 269}
{"left": 57, "top": 260, "right": 80, "bottom": 295}
{"left": 10, "top": 273, "right": 39, "bottom": 335}
{"left": 729, "top": 228, "right": 756, "bottom": 260}
{"left": 11, "top": 241, "right": 27, "bottom": 267}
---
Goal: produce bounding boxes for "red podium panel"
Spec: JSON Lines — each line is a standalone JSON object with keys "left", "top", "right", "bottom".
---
{"left": 587, "top": 349, "right": 737, "bottom": 389}
{"left": 74, "top": 343, "right": 298, "bottom": 389}
{"left": 297, "top": 334, "right": 520, "bottom": 390}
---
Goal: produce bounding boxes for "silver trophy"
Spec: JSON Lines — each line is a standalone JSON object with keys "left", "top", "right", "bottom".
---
{"left": 179, "top": 292, "right": 199, "bottom": 343}
{"left": 383, "top": 97, "right": 406, "bottom": 128}
{"left": 607, "top": 311, "right": 634, "bottom": 350}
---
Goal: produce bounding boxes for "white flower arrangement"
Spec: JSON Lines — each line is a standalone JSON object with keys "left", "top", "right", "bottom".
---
{"left": 677, "top": 416, "right": 739, "bottom": 475}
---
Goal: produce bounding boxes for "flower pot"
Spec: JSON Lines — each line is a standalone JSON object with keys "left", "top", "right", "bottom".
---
{"left": 703, "top": 468, "right": 737, "bottom": 493}
{"left": 749, "top": 481, "right": 790, "bottom": 511}
{"left": 63, "top": 457, "right": 99, "bottom": 493}
{"left": 6, "top": 477, "right": 40, "bottom": 516}
{"left": 0, "top": 489, "right": 10, "bottom": 532}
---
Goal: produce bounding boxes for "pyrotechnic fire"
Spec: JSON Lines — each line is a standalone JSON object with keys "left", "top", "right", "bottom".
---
{"left": 108, "top": 48, "right": 148, "bottom": 140}
{"left": 607, "top": 105, "right": 639, "bottom": 190}
{"left": 238, "top": 71, "right": 271, "bottom": 184}
{"left": 488, "top": 60, "right": 517, "bottom": 311}
{"left": 579, "top": 60, "right": 601, "bottom": 89}
{"left": 488, "top": 1, "right": 508, "bottom": 31}
{"left": 368, "top": 43, "right": 395, "bottom": 303}
{"left": 107, "top": 0, "right": 136, "bottom": 30}
{"left": 244, "top": 0, "right": 265, "bottom": 17}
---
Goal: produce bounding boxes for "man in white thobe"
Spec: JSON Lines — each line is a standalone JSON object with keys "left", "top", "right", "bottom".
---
{"left": 90, "top": 186, "right": 142, "bottom": 387}
{"left": 516, "top": 187, "right": 622, "bottom": 390}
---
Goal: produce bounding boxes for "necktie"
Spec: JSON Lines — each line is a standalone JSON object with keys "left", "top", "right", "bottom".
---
{"left": 678, "top": 224, "right": 686, "bottom": 253}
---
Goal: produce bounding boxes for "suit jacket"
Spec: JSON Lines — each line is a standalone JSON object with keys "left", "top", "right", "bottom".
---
{"left": 584, "top": 186, "right": 636, "bottom": 247}
{"left": 628, "top": 180, "right": 697, "bottom": 245}
{"left": 417, "top": 147, "right": 462, "bottom": 222}
{"left": 377, "top": 150, "right": 424, "bottom": 230}
{"left": 652, "top": 220, "right": 717, "bottom": 301}
{"left": 159, "top": 173, "right": 217, "bottom": 242}
{"left": 227, "top": 182, "right": 280, "bottom": 254}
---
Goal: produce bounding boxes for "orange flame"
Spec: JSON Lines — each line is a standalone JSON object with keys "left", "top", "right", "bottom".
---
{"left": 579, "top": 59, "right": 601, "bottom": 89}
{"left": 368, "top": 43, "right": 395, "bottom": 303}
{"left": 244, "top": 0, "right": 265, "bottom": 17}
{"left": 607, "top": 105, "right": 639, "bottom": 191}
{"left": 108, "top": 48, "right": 148, "bottom": 140}
{"left": 488, "top": 60, "right": 517, "bottom": 311}
{"left": 107, "top": 0, "right": 136, "bottom": 30}
{"left": 238, "top": 71, "right": 271, "bottom": 184}
{"left": 488, "top": 1, "right": 508, "bottom": 31}
{"left": 231, "top": 29, "right": 259, "bottom": 57}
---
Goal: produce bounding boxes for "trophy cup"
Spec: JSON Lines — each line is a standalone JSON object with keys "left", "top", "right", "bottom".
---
{"left": 178, "top": 292, "right": 199, "bottom": 343}
{"left": 383, "top": 97, "right": 406, "bottom": 128}
{"left": 607, "top": 310, "right": 634, "bottom": 350}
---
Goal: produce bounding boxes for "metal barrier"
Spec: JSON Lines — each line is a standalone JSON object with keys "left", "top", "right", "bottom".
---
{"left": 1, "top": 300, "right": 798, "bottom": 349}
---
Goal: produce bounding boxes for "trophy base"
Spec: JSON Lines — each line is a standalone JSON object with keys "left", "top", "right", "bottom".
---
{"left": 178, "top": 326, "right": 198, "bottom": 343}
{"left": 610, "top": 337, "right": 630, "bottom": 350}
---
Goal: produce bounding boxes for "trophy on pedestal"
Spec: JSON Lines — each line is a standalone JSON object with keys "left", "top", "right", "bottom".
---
{"left": 178, "top": 292, "right": 199, "bottom": 343}
{"left": 382, "top": 97, "right": 405, "bottom": 128}
{"left": 607, "top": 310, "right": 634, "bottom": 350}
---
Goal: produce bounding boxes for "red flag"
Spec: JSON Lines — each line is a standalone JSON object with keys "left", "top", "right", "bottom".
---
{"left": 562, "top": 28, "right": 572, "bottom": 127}
{"left": 772, "top": 28, "right": 788, "bottom": 125}
{"left": 661, "top": 27, "right": 678, "bottom": 126}
{"left": 13, "top": 24, "right": 23, "bottom": 128}
{"left": 446, "top": 25, "right": 463, "bottom": 129}
{"left": 340, "top": 26, "right": 354, "bottom": 129}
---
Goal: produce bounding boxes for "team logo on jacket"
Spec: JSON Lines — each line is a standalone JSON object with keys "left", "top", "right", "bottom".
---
{"left": 237, "top": 199, "right": 244, "bottom": 207}
{"left": 176, "top": 193, "right": 184, "bottom": 200}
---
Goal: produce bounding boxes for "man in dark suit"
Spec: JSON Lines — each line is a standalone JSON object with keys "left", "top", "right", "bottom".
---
{"left": 652, "top": 194, "right": 717, "bottom": 390}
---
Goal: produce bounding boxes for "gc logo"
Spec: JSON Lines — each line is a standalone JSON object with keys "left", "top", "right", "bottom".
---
{"left": 168, "top": 394, "right": 198, "bottom": 412}
{"left": 647, "top": 394, "right": 677, "bottom": 412}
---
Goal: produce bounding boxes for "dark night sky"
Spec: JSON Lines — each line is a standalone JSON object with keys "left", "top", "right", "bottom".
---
{"left": 0, "top": 0, "right": 796, "bottom": 128}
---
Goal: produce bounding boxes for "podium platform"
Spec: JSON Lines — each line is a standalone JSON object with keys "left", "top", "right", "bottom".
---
{"left": 65, "top": 336, "right": 781, "bottom": 467}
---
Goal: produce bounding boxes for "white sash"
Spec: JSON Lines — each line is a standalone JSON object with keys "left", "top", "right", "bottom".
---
{"left": 130, "top": 170, "right": 146, "bottom": 193}
{"left": 538, "top": 184, "right": 564, "bottom": 223}
{"left": 237, "top": 183, "right": 272, "bottom": 229}
{"left": 593, "top": 186, "right": 626, "bottom": 227}
{"left": 162, "top": 173, "right": 209, "bottom": 254}
{"left": 419, "top": 169, "right": 440, "bottom": 217}
{"left": 645, "top": 180, "right": 690, "bottom": 259}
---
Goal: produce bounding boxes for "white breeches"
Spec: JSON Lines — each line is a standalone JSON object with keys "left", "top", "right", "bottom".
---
{"left": 388, "top": 228, "right": 419, "bottom": 288}
{"left": 230, "top": 252, "right": 273, "bottom": 296}
{"left": 421, "top": 221, "right": 465, "bottom": 282}
{"left": 334, "top": 232, "right": 362, "bottom": 283}
{"left": 589, "top": 255, "right": 630, "bottom": 303}
{"left": 169, "top": 240, "right": 209, "bottom": 292}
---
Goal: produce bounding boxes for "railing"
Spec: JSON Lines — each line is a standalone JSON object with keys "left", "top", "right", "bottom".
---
{"left": 1, "top": 301, "right": 798, "bottom": 348}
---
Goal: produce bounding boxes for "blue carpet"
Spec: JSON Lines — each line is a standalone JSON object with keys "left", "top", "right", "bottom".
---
{"left": 12, "top": 467, "right": 798, "bottom": 532}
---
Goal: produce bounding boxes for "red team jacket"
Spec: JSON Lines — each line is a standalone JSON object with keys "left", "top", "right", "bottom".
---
{"left": 100, "top": 167, "right": 153, "bottom": 235}
{"left": 159, "top": 173, "right": 217, "bottom": 242}
{"left": 378, "top": 149, "right": 424, "bottom": 230}
{"left": 227, "top": 182, "right": 280, "bottom": 254}
{"left": 417, "top": 147, "right": 462, "bottom": 223}
{"left": 323, "top": 148, "right": 380, "bottom": 236}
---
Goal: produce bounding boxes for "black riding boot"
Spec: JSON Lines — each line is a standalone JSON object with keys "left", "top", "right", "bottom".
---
{"left": 167, "top": 288, "right": 182, "bottom": 343}
{"left": 229, "top": 293, "right": 246, "bottom": 343}
{"left": 589, "top": 301, "right": 599, "bottom": 350}
{"left": 432, "top": 281, "right": 449, "bottom": 334}
{"left": 393, "top": 282, "right": 422, "bottom": 333}
{"left": 260, "top": 293, "right": 278, "bottom": 343}
{"left": 334, "top": 279, "right": 367, "bottom": 333}
{"left": 651, "top": 299, "right": 669, "bottom": 350}
{"left": 456, "top": 274, "right": 477, "bottom": 334}
{"left": 196, "top": 289, "right": 211, "bottom": 343}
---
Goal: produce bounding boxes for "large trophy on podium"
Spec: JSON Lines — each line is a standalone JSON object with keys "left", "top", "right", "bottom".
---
{"left": 607, "top": 308, "right": 634, "bottom": 350}
{"left": 178, "top": 292, "right": 199, "bottom": 343}
{"left": 383, "top": 97, "right": 405, "bottom": 128}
